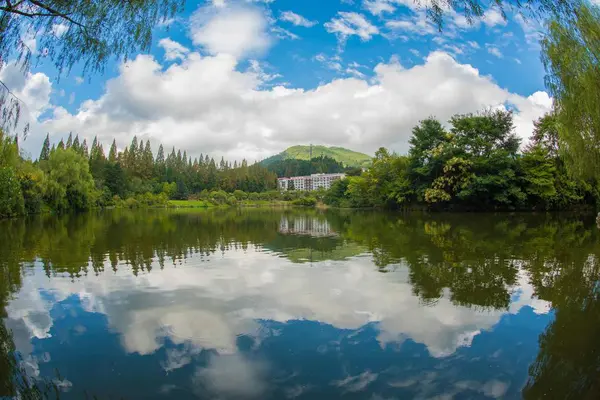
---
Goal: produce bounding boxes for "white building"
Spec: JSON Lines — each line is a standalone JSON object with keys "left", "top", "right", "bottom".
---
{"left": 278, "top": 173, "right": 345, "bottom": 192}
{"left": 279, "top": 216, "right": 336, "bottom": 237}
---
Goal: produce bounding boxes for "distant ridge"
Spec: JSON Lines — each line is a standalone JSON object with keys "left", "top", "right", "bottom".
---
{"left": 260, "top": 145, "right": 372, "bottom": 168}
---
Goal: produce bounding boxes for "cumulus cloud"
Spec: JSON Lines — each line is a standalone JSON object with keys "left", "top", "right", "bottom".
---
{"left": 158, "top": 38, "right": 190, "bottom": 61}
{"left": 190, "top": 4, "right": 272, "bottom": 59}
{"left": 280, "top": 10, "right": 317, "bottom": 27}
{"left": 29, "top": 50, "right": 552, "bottom": 162}
{"left": 0, "top": 62, "right": 53, "bottom": 157}
{"left": 324, "top": 12, "right": 379, "bottom": 42}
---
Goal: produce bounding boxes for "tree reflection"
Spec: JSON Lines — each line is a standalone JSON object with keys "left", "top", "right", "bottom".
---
{"left": 522, "top": 240, "right": 600, "bottom": 399}
{"left": 0, "top": 209, "right": 599, "bottom": 398}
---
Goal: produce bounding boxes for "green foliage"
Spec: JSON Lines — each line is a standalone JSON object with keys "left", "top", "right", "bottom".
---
{"left": 0, "top": 167, "right": 24, "bottom": 218}
{"left": 261, "top": 145, "right": 372, "bottom": 168}
{"left": 542, "top": 5, "right": 600, "bottom": 179}
{"left": 265, "top": 155, "right": 346, "bottom": 178}
{"left": 520, "top": 145, "right": 557, "bottom": 209}
{"left": 292, "top": 197, "right": 317, "bottom": 207}
{"left": 45, "top": 148, "right": 97, "bottom": 212}
{"left": 324, "top": 110, "right": 597, "bottom": 211}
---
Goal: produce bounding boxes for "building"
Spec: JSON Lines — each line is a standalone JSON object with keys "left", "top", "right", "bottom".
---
{"left": 278, "top": 173, "right": 345, "bottom": 192}
{"left": 279, "top": 216, "right": 337, "bottom": 237}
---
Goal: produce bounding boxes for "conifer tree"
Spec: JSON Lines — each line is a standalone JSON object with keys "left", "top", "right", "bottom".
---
{"left": 39, "top": 133, "right": 50, "bottom": 161}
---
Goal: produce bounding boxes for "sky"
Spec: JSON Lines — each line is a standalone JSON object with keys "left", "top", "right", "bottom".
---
{"left": 1, "top": 0, "right": 554, "bottom": 162}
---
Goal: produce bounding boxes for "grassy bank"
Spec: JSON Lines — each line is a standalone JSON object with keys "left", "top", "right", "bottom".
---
{"left": 166, "top": 199, "right": 295, "bottom": 209}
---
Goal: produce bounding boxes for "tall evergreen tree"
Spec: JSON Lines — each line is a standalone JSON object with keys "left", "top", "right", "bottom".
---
{"left": 81, "top": 139, "right": 89, "bottom": 158}
{"left": 108, "top": 140, "right": 118, "bottom": 163}
{"left": 156, "top": 144, "right": 165, "bottom": 165}
{"left": 66, "top": 132, "right": 73, "bottom": 148}
{"left": 39, "top": 133, "right": 50, "bottom": 161}
{"left": 72, "top": 135, "right": 81, "bottom": 153}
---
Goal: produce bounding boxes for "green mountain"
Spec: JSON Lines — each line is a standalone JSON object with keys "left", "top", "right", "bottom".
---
{"left": 261, "top": 145, "right": 372, "bottom": 168}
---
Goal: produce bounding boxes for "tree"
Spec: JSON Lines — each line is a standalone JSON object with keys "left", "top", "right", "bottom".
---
{"left": 520, "top": 145, "right": 557, "bottom": 209}
{"left": 531, "top": 113, "right": 560, "bottom": 158}
{"left": 542, "top": 4, "right": 600, "bottom": 179}
{"left": 0, "top": 0, "right": 184, "bottom": 134}
{"left": 108, "top": 140, "right": 118, "bottom": 163}
{"left": 0, "top": 167, "right": 24, "bottom": 217}
{"left": 39, "top": 134, "right": 50, "bottom": 161}
{"left": 45, "top": 148, "right": 97, "bottom": 211}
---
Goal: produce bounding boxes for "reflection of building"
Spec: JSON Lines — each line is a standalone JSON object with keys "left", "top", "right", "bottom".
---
{"left": 279, "top": 216, "right": 336, "bottom": 237}
{"left": 278, "top": 173, "right": 345, "bottom": 191}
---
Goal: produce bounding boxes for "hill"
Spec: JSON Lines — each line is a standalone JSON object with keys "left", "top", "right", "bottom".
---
{"left": 261, "top": 145, "right": 372, "bottom": 168}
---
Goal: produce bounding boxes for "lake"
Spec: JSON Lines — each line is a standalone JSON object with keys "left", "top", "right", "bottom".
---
{"left": 1, "top": 209, "right": 599, "bottom": 399}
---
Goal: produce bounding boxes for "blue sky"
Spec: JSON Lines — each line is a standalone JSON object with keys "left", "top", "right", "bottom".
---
{"left": 2, "top": 0, "right": 553, "bottom": 161}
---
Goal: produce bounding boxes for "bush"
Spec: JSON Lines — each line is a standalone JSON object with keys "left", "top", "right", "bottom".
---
{"left": 292, "top": 197, "right": 317, "bottom": 207}
{"left": 0, "top": 167, "right": 25, "bottom": 217}
{"left": 233, "top": 190, "right": 248, "bottom": 200}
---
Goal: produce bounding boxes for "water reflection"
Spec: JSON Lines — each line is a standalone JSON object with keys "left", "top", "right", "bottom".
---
{"left": 0, "top": 209, "right": 599, "bottom": 399}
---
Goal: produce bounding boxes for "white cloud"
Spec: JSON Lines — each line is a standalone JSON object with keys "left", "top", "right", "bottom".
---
{"left": 0, "top": 63, "right": 51, "bottom": 121}
{"left": 280, "top": 10, "right": 317, "bottom": 27}
{"left": 190, "top": 4, "right": 272, "bottom": 59}
{"left": 482, "top": 8, "right": 507, "bottom": 27}
{"left": 514, "top": 58, "right": 522, "bottom": 64}
{"left": 74, "top": 76, "right": 84, "bottom": 85}
{"left": 51, "top": 23, "right": 69, "bottom": 37}
{"left": 385, "top": 12, "right": 436, "bottom": 36}
{"left": 515, "top": 14, "right": 543, "bottom": 46}
{"left": 363, "top": 0, "right": 396, "bottom": 16}
{"left": 324, "top": 12, "right": 379, "bottom": 42}
{"left": 486, "top": 45, "right": 503, "bottom": 58}
{"left": 467, "top": 40, "right": 480, "bottom": 49}
{"left": 314, "top": 53, "right": 343, "bottom": 72}
{"left": 346, "top": 67, "right": 366, "bottom": 78}
{"left": 158, "top": 38, "right": 190, "bottom": 61}
{"left": 28, "top": 50, "right": 552, "bottom": 162}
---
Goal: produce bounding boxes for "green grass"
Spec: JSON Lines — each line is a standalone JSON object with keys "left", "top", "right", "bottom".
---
{"left": 168, "top": 200, "right": 215, "bottom": 208}
{"left": 260, "top": 145, "right": 372, "bottom": 168}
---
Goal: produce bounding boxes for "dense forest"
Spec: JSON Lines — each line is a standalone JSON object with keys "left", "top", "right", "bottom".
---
{"left": 0, "top": 131, "right": 278, "bottom": 218}
{"left": 324, "top": 110, "right": 599, "bottom": 211}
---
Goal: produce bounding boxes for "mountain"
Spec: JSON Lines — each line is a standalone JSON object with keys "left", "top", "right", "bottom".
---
{"left": 260, "top": 145, "right": 372, "bottom": 168}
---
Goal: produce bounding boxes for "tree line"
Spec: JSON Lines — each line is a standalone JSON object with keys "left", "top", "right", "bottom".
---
{"left": 324, "top": 110, "right": 598, "bottom": 211}
{"left": 0, "top": 131, "right": 278, "bottom": 218}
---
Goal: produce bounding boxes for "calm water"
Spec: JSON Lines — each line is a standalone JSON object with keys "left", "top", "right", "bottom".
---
{"left": 1, "top": 209, "right": 599, "bottom": 399}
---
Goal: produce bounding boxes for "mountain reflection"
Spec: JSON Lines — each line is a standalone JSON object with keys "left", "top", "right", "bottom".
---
{"left": 0, "top": 209, "right": 599, "bottom": 399}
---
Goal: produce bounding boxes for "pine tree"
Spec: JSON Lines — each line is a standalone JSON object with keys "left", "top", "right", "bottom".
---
{"left": 108, "top": 140, "right": 118, "bottom": 163}
{"left": 72, "top": 135, "right": 80, "bottom": 153}
{"left": 57, "top": 139, "right": 65, "bottom": 150}
{"left": 66, "top": 132, "right": 73, "bottom": 148}
{"left": 39, "top": 133, "right": 50, "bottom": 161}
{"left": 142, "top": 140, "right": 153, "bottom": 178}
{"left": 156, "top": 144, "right": 165, "bottom": 165}
{"left": 128, "top": 136, "right": 138, "bottom": 174}
{"left": 81, "top": 139, "right": 89, "bottom": 158}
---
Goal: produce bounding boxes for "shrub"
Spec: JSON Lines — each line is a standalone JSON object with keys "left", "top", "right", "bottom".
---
{"left": 0, "top": 167, "right": 25, "bottom": 217}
